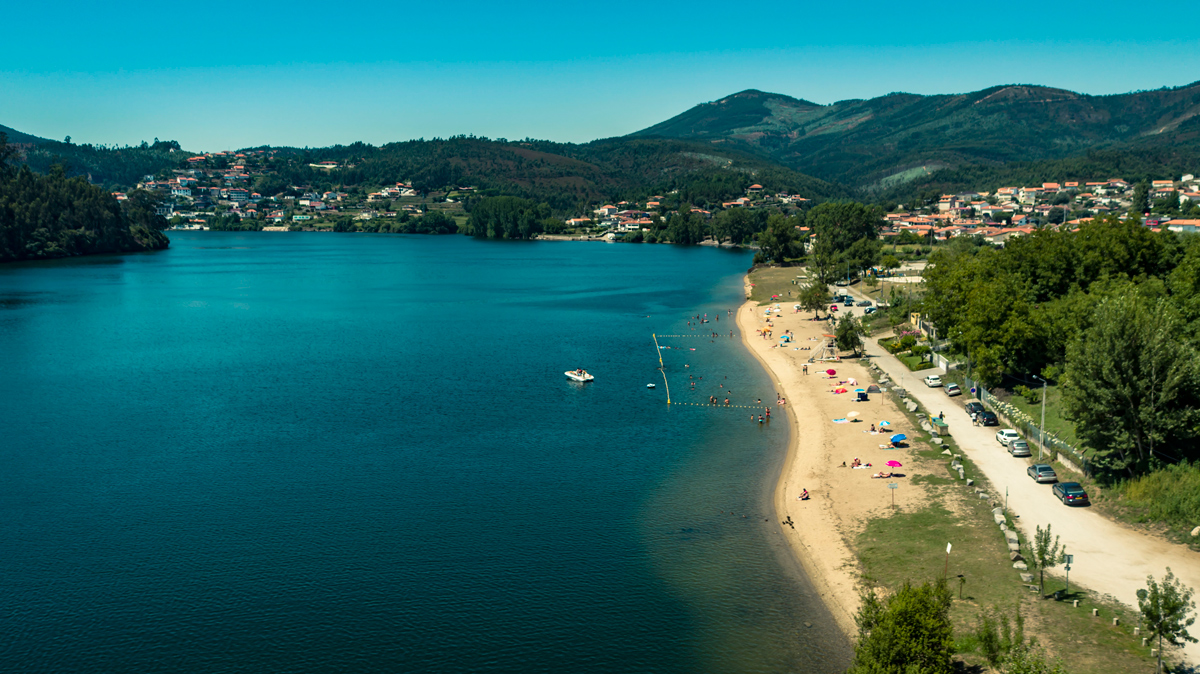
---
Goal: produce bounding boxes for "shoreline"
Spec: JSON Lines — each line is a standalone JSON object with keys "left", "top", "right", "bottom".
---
{"left": 734, "top": 288, "right": 861, "bottom": 639}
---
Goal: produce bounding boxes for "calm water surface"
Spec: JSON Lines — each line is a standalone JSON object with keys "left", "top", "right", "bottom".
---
{"left": 0, "top": 233, "right": 850, "bottom": 673}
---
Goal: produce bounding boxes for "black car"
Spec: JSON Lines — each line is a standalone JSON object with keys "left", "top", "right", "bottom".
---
{"left": 965, "top": 401, "right": 984, "bottom": 415}
{"left": 1052, "top": 482, "right": 1090, "bottom": 506}
{"left": 980, "top": 411, "right": 999, "bottom": 426}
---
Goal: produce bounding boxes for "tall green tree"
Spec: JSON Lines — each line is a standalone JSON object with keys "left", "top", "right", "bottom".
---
{"left": 799, "top": 280, "right": 830, "bottom": 318}
{"left": 848, "top": 580, "right": 955, "bottom": 674}
{"left": 1062, "top": 291, "right": 1200, "bottom": 478}
{"left": 756, "top": 213, "right": 805, "bottom": 263}
{"left": 807, "top": 201, "right": 883, "bottom": 253}
{"left": 835, "top": 314, "right": 867, "bottom": 355}
{"left": 1131, "top": 180, "right": 1150, "bottom": 215}
{"left": 1137, "top": 568, "right": 1197, "bottom": 674}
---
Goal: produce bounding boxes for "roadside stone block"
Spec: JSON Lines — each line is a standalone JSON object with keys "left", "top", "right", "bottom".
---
{"left": 1020, "top": 573, "right": 1034, "bottom": 583}
{"left": 1008, "top": 542, "right": 1021, "bottom": 552}
{"left": 1013, "top": 561, "right": 1028, "bottom": 570}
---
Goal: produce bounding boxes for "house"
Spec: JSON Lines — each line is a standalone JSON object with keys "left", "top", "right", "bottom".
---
{"left": 228, "top": 188, "right": 250, "bottom": 202}
{"left": 746, "top": 184, "right": 763, "bottom": 195}
{"left": 1167, "top": 219, "right": 1200, "bottom": 234}
{"left": 595, "top": 205, "right": 618, "bottom": 217}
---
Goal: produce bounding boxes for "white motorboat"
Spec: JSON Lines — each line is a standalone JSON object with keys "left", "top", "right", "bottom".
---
{"left": 647, "top": 383, "right": 656, "bottom": 388}
{"left": 565, "top": 369, "right": 594, "bottom": 382}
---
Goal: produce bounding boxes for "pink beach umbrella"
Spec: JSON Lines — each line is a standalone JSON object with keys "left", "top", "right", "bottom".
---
{"left": 886, "top": 460, "right": 903, "bottom": 468}
{"left": 825, "top": 369, "right": 837, "bottom": 375}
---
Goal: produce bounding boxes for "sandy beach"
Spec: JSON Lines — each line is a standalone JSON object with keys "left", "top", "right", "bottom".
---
{"left": 735, "top": 282, "right": 930, "bottom": 639}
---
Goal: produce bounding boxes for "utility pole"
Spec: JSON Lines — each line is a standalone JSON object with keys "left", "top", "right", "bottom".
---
{"left": 1032, "top": 374, "right": 1047, "bottom": 460}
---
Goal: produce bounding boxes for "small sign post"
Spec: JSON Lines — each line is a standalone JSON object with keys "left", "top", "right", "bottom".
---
{"left": 888, "top": 482, "right": 898, "bottom": 509}
{"left": 1064, "top": 554, "right": 1074, "bottom": 595}
{"left": 945, "top": 542, "right": 952, "bottom": 579}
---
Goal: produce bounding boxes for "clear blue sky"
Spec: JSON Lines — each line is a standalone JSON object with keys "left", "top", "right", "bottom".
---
{"left": 2, "top": 0, "right": 1197, "bottom": 151}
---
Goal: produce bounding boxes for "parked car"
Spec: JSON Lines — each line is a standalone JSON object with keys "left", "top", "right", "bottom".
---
{"left": 857, "top": 300, "right": 872, "bottom": 307}
{"left": 843, "top": 299, "right": 854, "bottom": 307}
{"left": 830, "top": 305, "right": 839, "bottom": 312}
{"left": 995, "top": 429, "right": 1020, "bottom": 446}
{"left": 1052, "top": 482, "right": 1090, "bottom": 506}
{"left": 945, "top": 383, "right": 962, "bottom": 397}
{"left": 980, "top": 411, "right": 999, "bottom": 426}
{"left": 965, "top": 401, "right": 985, "bottom": 415}
{"left": 1027, "top": 464, "right": 1058, "bottom": 483}
{"left": 864, "top": 307, "right": 877, "bottom": 315}
{"left": 924, "top": 375, "right": 942, "bottom": 387}
{"left": 1008, "top": 440, "right": 1031, "bottom": 457}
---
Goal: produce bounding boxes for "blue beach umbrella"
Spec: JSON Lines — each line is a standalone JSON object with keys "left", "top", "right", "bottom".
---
{"left": 890, "top": 433, "right": 907, "bottom": 443}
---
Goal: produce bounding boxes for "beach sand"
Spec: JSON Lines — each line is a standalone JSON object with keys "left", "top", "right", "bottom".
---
{"left": 735, "top": 286, "right": 930, "bottom": 639}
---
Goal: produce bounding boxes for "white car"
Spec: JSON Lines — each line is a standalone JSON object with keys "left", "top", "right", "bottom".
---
{"left": 996, "top": 429, "right": 1020, "bottom": 447}
{"left": 923, "top": 375, "right": 942, "bottom": 387}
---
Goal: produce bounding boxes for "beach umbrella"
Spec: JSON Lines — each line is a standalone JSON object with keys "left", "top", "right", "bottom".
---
{"left": 890, "top": 433, "right": 907, "bottom": 443}
{"left": 879, "top": 420, "right": 891, "bottom": 426}
{"left": 834, "top": 388, "right": 848, "bottom": 394}
{"left": 855, "top": 388, "right": 866, "bottom": 392}
{"left": 886, "top": 460, "right": 903, "bottom": 468}
{"left": 826, "top": 369, "right": 837, "bottom": 375}
{"left": 847, "top": 411, "right": 860, "bottom": 418}
{"left": 847, "top": 378, "right": 857, "bottom": 385}
{"left": 794, "top": 304, "right": 801, "bottom": 309}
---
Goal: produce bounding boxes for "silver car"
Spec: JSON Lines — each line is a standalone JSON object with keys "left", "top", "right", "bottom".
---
{"left": 1027, "top": 464, "right": 1057, "bottom": 483}
{"left": 1008, "top": 440, "right": 1031, "bottom": 457}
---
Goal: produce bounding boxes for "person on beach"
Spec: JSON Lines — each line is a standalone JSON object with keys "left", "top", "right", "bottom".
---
{"left": 800, "top": 489, "right": 809, "bottom": 500}
{"left": 758, "top": 415, "right": 764, "bottom": 423}
{"left": 724, "top": 398, "right": 730, "bottom": 405}
{"left": 870, "top": 424, "right": 876, "bottom": 433}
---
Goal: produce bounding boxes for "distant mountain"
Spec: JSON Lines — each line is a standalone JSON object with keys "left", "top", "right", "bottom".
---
{"left": 632, "top": 83, "right": 1200, "bottom": 191}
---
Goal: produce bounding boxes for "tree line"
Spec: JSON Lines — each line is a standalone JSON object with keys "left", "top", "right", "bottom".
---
{"left": 0, "top": 134, "right": 170, "bottom": 262}
{"left": 923, "top": 214, "right": 1200, "bottom": 480}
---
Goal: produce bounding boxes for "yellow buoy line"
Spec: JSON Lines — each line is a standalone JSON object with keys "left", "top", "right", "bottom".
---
{"left": 652, "top": 333, "right": 671, "bottom": 404}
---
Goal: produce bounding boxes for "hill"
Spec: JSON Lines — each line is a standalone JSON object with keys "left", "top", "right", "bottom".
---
{"left": 632, "top": 83, "right": 1200, "bottom": 191}
{"left": 252, "top": 136, "right": 850, "bottom": 211}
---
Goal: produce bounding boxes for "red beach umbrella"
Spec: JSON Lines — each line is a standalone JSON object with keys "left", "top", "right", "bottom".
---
{"left": 826, "top": 369, "right": 837, "bottom": 375}
{"left": 886, "top": 460, "right": 903, "bottom": 467}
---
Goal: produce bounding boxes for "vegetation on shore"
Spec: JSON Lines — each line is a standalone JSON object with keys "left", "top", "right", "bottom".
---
{"left": 0, "top": 134, "right": 169, "bottom": 262}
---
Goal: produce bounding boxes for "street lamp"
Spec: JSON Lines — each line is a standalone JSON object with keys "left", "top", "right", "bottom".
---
{"left": 1032, "top": 374, "right": 1047, "bottom": 461}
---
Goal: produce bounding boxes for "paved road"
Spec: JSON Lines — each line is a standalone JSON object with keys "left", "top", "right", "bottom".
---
{"left": 836, "top": 284, "right": 1200, "bottom": 665}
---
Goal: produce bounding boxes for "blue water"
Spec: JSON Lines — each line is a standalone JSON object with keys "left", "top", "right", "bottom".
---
{"left": 0, "top": 233, "right": 850, "bottom": 673}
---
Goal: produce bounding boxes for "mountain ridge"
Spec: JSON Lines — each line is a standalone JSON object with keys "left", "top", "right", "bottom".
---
{"left": 631, "top": 81, "right": 1200, "bottom": 190}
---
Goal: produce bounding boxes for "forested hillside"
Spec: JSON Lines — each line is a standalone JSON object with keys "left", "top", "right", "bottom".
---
{"left": 258, "top": 136, "right": 848, "bottom": 211}
{"left": 0, "top": 134, "right": 170, "bottom": 261}
{"left": 633, "top": 83, "right": 1200, "bottom": 191}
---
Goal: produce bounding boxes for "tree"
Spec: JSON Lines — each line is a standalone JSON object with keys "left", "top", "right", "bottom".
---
{"left": 807, "top": 202, "right": 883, "bottom": 254}
{"left": 848, "top": 580, "right": 955, "bottom": 674}
{"left": 1062, "top": 291, "right": 1200, "bottom": 479}
{"left": 757, "top": 213, "right": 805, "bottom": 263}
{"left": 835, "top": 314, "right": 866, "bottom": 355}
{"left": 0, "top": 132, "right": 19, "bottom": 180}
{"left": 1131, "top": 180, "right": 1150, "bottom": 215}
{"left": 799, "top": 280, "right": 830, "bottom": 318}
{"left": 881, "top": 254, "right": 900, "bottom": 271}
{"left": 1137, "top": 568, "right": 1197, "bottom": 674}
{"left": 809, "top": 236, "right": 839, "bottom": 283}
{"left": 1030, "top": 524, "right": 1065, "bottom": 595}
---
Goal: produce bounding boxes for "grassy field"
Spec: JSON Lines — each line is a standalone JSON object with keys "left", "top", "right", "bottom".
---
{"left": 748, "top": 266, "right": 813, "bottom": 305}
{"left": 852, "top": 370, "right": 1161, "bottom": 673}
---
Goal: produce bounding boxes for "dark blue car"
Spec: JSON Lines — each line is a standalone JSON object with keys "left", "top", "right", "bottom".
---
{"left": 1052, "top": 482, "right": 1090, "bottom": 506}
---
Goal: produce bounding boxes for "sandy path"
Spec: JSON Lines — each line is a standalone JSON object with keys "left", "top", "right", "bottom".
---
{"left": 839, "top": 286, "right": 1200, "bottom": 665}
{"left": 736, "top": 291, "right": 930, "bottom": 639}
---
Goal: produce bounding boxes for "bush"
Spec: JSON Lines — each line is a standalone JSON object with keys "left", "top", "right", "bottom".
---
{"left": 1118, "top": 462, "right": 1200, "bottom": 532}
{"left": 899, "top": 335, "right": 918, "bottom": 350}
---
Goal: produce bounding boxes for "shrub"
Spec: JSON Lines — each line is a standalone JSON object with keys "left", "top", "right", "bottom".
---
{"left": 1119, "top": 462, "right": 1200, "bottom": 532}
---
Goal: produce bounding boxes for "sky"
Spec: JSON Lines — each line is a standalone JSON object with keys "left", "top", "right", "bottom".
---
{"left": 2, "top": 0, "right": 1198, "bottom": 151}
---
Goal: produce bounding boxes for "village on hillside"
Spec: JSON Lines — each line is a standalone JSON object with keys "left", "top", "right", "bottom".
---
{"left": 118, "top": 149, "right": 1200, "bottom": 239}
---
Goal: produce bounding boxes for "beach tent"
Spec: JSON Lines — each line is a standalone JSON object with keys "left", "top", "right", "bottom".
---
{"left": 867, "top": 384, "right": 881, "bottom": 393}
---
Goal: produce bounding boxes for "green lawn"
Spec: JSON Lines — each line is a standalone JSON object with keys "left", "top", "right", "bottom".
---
{"left": 748, "top": 266, "right": 812, "bottom": 305}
